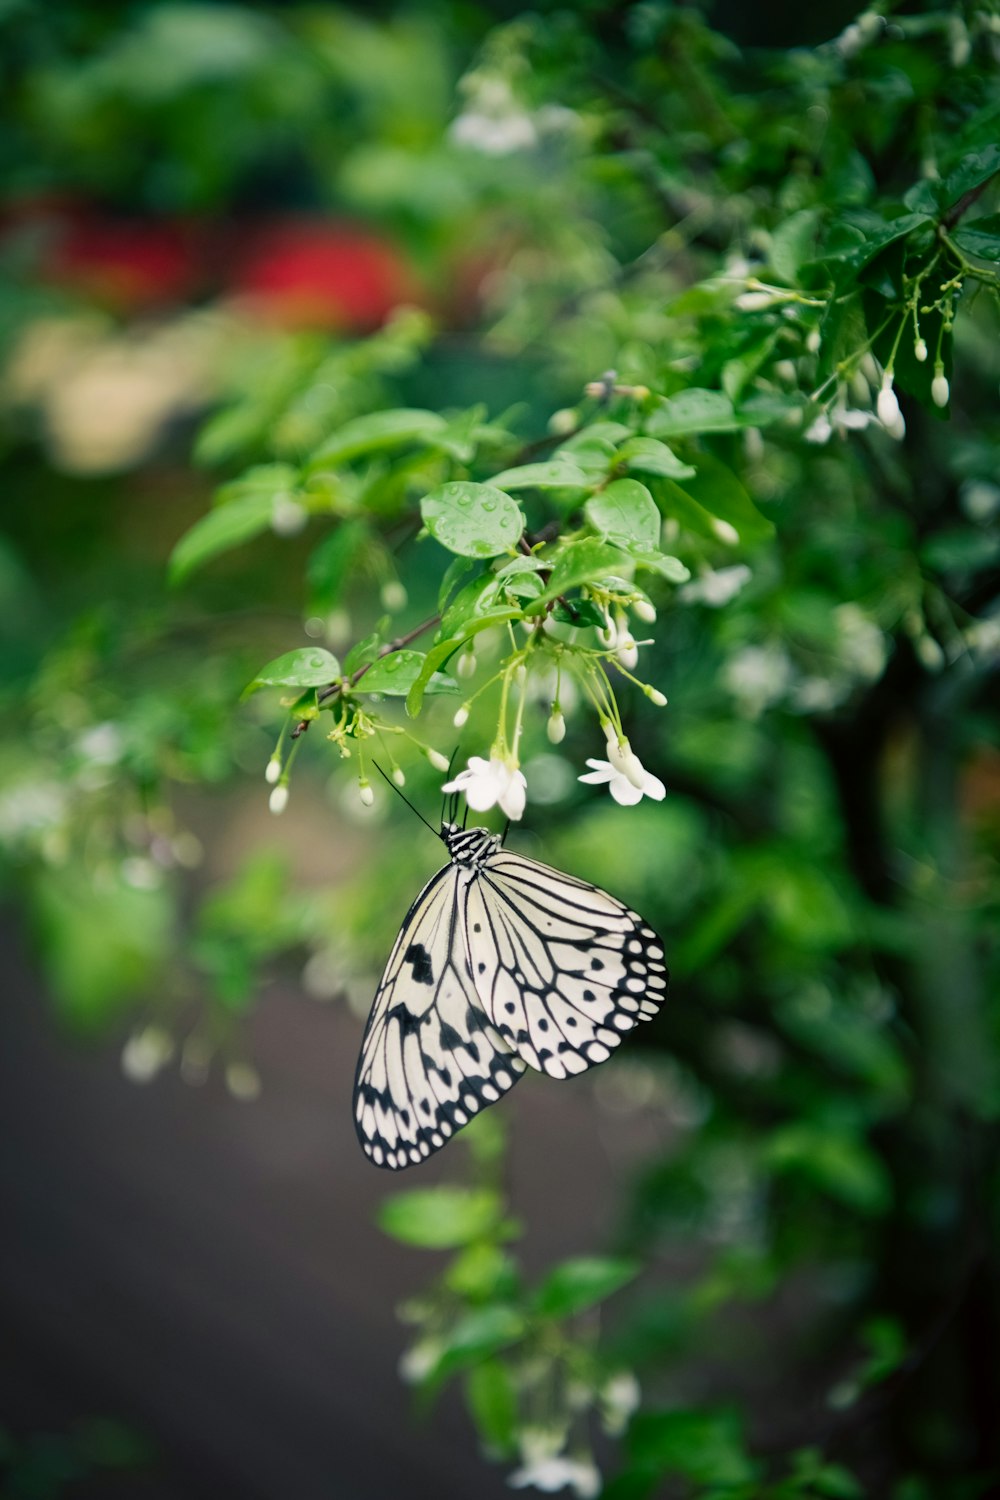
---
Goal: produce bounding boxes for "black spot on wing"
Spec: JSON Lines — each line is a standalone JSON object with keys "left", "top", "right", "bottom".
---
{"left": 404, "top": 942, "right": 434, "bottom": 985}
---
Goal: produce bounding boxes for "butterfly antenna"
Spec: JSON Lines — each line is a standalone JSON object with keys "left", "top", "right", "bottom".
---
{"left": 501, "top": 817, "right": 510, "bottom": 846}
{"left": 440, "top": 746, "right": 460, "bottom": 828}
{"left": 371, "top": 761, "right": 441, "bottom": 839}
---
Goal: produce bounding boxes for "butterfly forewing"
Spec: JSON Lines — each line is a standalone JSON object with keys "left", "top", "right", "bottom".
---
{"left": 354, "top": 825, "right": 668, "bottom": 1170}
{"left": 353, "top": 863, "right": 525, "bottom": 1170}
{"left": 469, "top": 849, "right": 669, "bottom": 1078}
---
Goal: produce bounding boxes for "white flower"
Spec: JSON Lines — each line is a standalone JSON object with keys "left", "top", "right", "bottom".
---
{"left": 358, "top": 780, "right": 374, "bottom": 807}
{"left": 265, "top": 756, "right": 282, "bottom": 785}
{"left": 270, "top": 494, "right": 308, "bottom": 536}
{"left": 547, "top": 709, "right": 566, "bottom": 744}
{"left": 453, "top": 705, "right": 470, "bottom": 728}
{"left": 442, "top": 755, "right": 527, "bottom": 820}
{"left": 600, "top": 1371, "right": 641, "bottom": 1435}
{"left": 508, "top": 1455, "right": 600, "bottom": 1498}
{"left": 679, "top": 565, "right": 752, "bottom": 608}
{"left": 121, "top": 1025, "right": 174, "bottom": 1084}
{"left": 380, "top": 579, "right": 407, "bottom": 612}
{"left": 877, "top": 377, "right": 900, "bottom": 427}
{"left": 804, "top": 406, "right": 874, "bottom": 445}
{"left": 932, "top": 372, "right": 950, "bottom": 407}
{"left": 721, "top": 643, "right": 794, "bottom": 717}
{"left": 269, "top": 784, "right": 289, "bottom": 814}
{"left": 579, "top": 735, "right": 666, "bottom": 806}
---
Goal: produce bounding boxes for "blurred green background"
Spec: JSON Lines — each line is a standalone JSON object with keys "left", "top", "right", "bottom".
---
{"left": 1, "top": 2, "right": 998, "bottom": 1497}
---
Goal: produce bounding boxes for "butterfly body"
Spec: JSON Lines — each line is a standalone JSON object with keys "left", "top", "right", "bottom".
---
{"left": 354, "top": 822, "right": 668, "bottom": 1170}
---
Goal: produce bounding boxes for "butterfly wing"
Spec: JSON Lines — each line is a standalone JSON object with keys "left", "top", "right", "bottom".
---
{"left": 353, "top": 862, "right": 526, "bottom": 1169}
{"left": 466, "top": 849, "right": 668, "bottom": 1079}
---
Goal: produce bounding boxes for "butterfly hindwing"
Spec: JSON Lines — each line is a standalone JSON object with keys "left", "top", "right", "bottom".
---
{"left": 467, "top": 849, "right": 669, "bottom": 1079}
{"left": 353, "top": 863, "right": 525, "bottom": 1170}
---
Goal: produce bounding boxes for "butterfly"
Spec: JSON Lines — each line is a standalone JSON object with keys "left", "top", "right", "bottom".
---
{"left": 354, "top": 818, "right": 669, "bottom": 1170}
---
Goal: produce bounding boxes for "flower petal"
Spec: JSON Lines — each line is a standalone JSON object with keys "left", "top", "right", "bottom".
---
{"left": 639, "top": 769, "right": 667, "bottom": 800}
{"left": 609, "top": 775, "right": 644, "bottom": 805}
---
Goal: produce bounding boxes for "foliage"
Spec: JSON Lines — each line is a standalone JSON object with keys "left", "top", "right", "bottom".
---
{"left": 2, "top": 1, "right": 999, "bottom": 1496}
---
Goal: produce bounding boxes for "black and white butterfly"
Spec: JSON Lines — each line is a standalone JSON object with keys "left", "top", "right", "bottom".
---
{"left": 354, "top": 820, "right": 669, "bottom": 1170}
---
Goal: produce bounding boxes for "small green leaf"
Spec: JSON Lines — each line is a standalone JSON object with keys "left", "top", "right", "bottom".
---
{"left": 357, "top": 650, "right": 458, "bottom": 696}
{"left": 490, "top": 459, "right": 591, "bottom": 491}
{"left": 822, "top": 211, "right": 932, "bottom": 272}
{"left": 378, "top": 1187, "right": 504, "bottom": 1248}
{"left": 764, "top": 1124, "right": 892, "bottom": 1216}
{"left": 242, "top": 648, "right": 340, "bottom": 699}
{"left": 532, "top": 1256, "right": 640, "bottom": 1319}
{"left": 632, "top": 550, "right": 691, "bottom": 583}
{"left": 438, "top": 555, "right": 481, "bottom": 612}
{"left": 406, "top": 637, "right": 462, "bottom": 717}
{"left": 308, "top": 408, "right": 447, "bottom": 468}
{"left": 169, "top": 492, "right": 275, "bottom": 583}
{"left": 421, "top": 483, "right": 524, "bottom": 558}
{"left": 527, "top": 539, "right": 631, "bottom": 609}
{"left": 586, "top": 479, "right": 661, "bottom": 550}
{"left": 617, "top": 437, "right": 695, "bottom": 480}
{"left": 343, "top": 619, "right": 389, "bottom": 675}
{"left": 465, "top": 1360, "right": 518, "bottom": 1457}
{"left": 645, "top": 389, "right": 741, "bottom": 438}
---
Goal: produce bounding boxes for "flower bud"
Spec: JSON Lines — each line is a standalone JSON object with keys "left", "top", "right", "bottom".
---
{"left": 426, "top": 748, "right": 450, "bottom": 772}
{"left": 632, "top": 597, "right": 656, "bottom": 624}
{"left": 265, "top": 756, "right": 282, "bottom": 785}
{"left": 514, "top": 663, "right": 527, "bottom": 687}
{"left": 380, "top": 580, "right": 408, "bottom": 612}
{"left": 225, "top": 1062, "right": 262, "bottom": 1101}
{"left": 932, "top": 372, "right": 950, "bottom": 408}
{"left": 457, "top": 647, "right": 477, "bottom": 679}
{"left": 359, "top": 780, "right": 374, "bottom": 807}
{"left": 453, "top": 705, "right": 470, "bottom": 728}
{"left": 547, "top": 709, "right": 566, "bottom": 744}
{"left": 646, "top": 687, "right": 668, "bottom": 707}
{"left": 269, "top": 784, "right": 289, "bottom": 814}
{"left": 806, "top": 328, "right": 821, "bottom": 354}
{"left": 616, "top": 633, "right": 639, "bottom": 670}
{"left": 877, "top": 377, "right": 900, "bottom": 427}
{"left": 914, "top": 338, "right": 928, "bottom": 363}
{"left": 392, "top": 768, "right": 406, "bottom": 787}
{"left": 711, "top": 518, "right": 740, "bottom": 546}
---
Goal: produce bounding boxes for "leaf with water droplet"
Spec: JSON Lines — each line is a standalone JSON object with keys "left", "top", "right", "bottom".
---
{"left": 357, "top": 650, "right": 459, "bottom": 697}
{"left": 242, "top": 647, "right": 341, "bottom": 699}
{"left": 421, "top": 483, "right": 524, "bottom": 559}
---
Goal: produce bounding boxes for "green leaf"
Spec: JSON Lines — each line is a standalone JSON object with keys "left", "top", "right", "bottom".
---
{"left": 169, "top": 491, "right": 276, "bottom": 583}
{"left": 440, "top": 572, "right": 504, "bottom": 637}
{"left": 490, "top": 459, "right": 591, "bottom": 490}
{"left": 242, "top": 647, "right": 340, "bottom": 699}
{"left": 585, "top": 480, "right": 661, "bottom": 550}
{"left": 617, "top": 436, "right": 696, "bottom": 480}
{"left": 308, "top": 408, "right": 447, "bottom": 468}
{"left": 769, "top": 207, "right": 824, "bottom": 283}
{"left": 356, "top": 649, "right": 457, "bottom": 696}
{"left": 464, "top": 1361, "right": 518, "bottom": 1457}
{"left": 377, "top": 1187, "right": 504, "bottom": 1248}
{"left": 531, "top": 1256, "right": 640, "bottom": 1319}
{"left": 438, "top": 555, "right": 480, "bottom": 613}
{"left": 428, "top": 1306, "right": 527, "bottom": 1383}
{"left": 527, "top": 539, "right": 631, "bottom": 609}
{"left": 421, "top": 483, "right": 525, "bottom": 558}
{"left": 626, "top": 1408, "right": 759, "bottom": 1488}
{"left": 631, "top": 550, "right": 691, "bottom": 583}
{"left": 654, "top": 453, "right": 774, "bottom": 546}
{"left": 952, "top": 213, "right": 1000, "bottom": 264}
{"left": 822, "top": 211, "right": 932, "bottom": 272}
{"left": 29, "top": 868, "right": 173, "bottom": 1034}
{"left": 764, "top": 1124, "right": 892, "bottom": 1216}
{"left": 938, "top": 144, "right": 1000, "bottom": 212}
{"left": 307, "top": 519, "right": 370, "bottom": 612}
{"left": 645, "top": 389, "right": 742, "bottom": 438}
{"left": 406, "top": 637, "right": 462, "bottom": 717}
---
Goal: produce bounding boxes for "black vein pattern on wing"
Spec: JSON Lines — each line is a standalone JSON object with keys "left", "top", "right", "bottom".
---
{"left": 353, "top": 859, "right": 525, "bottom": 1171}
{"left": 468, "top": 850, "right": 670, "bottom": 1080}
